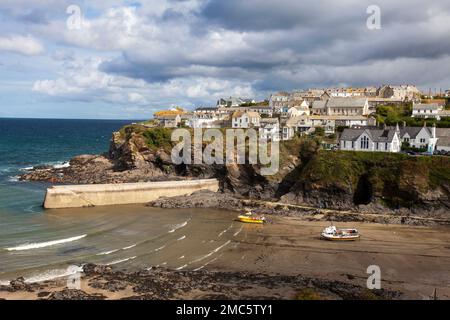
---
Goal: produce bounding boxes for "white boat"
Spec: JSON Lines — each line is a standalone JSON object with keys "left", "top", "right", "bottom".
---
{"left": 321, "top": 226, "right": 360, "bottom": 241}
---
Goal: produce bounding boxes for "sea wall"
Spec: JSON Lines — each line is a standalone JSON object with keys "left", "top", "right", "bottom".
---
{"left": 43, "top": 179, "right": 220, "bottom": 209}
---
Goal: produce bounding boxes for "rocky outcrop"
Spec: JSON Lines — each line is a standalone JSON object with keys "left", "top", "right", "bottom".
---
{"left": 20, "top": 125, "right": 450, "bottom": 217}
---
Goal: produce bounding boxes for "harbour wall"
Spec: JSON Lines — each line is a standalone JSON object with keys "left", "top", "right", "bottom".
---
{"left": 43, "top": 179, "right": 220, "bottom": 209}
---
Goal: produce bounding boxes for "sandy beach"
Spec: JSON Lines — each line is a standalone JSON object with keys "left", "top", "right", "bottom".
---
{"left": 1, "top": 214, "right": 449, "bottom": 300}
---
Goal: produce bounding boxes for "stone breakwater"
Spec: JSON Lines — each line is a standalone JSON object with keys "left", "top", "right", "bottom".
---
{"left": 43, "top": 179, "right": 219, "bottom": 209}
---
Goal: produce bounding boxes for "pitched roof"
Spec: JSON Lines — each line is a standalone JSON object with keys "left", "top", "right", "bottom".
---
{"left": 260, "top": 118, "right": 279, "bottom": 124}
{"left": 158, "top": 114, "right": 180, "bottom": 120}
{"left": 312, "top": 100, "right": 327, "bottom": 109}
{"left": 246, "top": 112, "right": 261, "bottom": 118}
{"left": 413, "top": 103, "right": 440, "bottom": 111}
{"left": 195, "top": 107, "right": 218, "bottom": 112}
{"left": 340, "top": 128, "right": 397, "bottom": 143}
{"left": 327, "top": 98, "right": 368, "bottom": 108}
{"left": 232, "top": 111, "right": 245, "bottom": 118}
{"left": 436, "top": 128, "right": 450, "bottom": 138}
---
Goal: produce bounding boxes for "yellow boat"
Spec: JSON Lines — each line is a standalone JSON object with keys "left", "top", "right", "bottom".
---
{"left": 237, "top": 213, "right": 266, "bottom": 224}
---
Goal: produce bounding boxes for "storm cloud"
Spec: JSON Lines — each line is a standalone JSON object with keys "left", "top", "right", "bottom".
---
{"left": 1, "top": 0, "right": 450, "bottom": 118}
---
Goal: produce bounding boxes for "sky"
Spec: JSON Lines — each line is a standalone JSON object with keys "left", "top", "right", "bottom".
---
{"left": 1, "top": 0, "right": 450, "bottom": 119}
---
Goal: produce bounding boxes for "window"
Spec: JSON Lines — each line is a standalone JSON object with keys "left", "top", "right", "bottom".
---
{"left": 385, "top": 143, "right": 388, "bottom": 151}
{"left": 360, "top": 136, "right": 369, "bottom": 149}
{"left": 376, "top": 142, "right": 379, "bottom": 150}
{"left": 420, "top": 138, "right": 426, "bottom": 143}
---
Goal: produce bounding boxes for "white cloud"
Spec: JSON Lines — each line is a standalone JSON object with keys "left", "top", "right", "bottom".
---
{"left": 3, "top": 0, "right": 450, "bottom": 116}
{"left": 0, "top": 35, "right": 44, "bottom": 55}
{"left": 32, "top": 56, "right": 256, "bottom": 109}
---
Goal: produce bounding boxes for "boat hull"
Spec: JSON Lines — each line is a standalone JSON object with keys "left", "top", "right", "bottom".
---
{"left": 321, "top": 234, "right": 360, "bottom": 241}
{"left": 237, "top": 216, "right": 265, "bottom": 224}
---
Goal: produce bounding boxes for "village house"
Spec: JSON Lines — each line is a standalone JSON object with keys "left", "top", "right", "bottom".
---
{"left": 217, "top": 97, "right": 255, "bottom": 108}
{"left": 412, "top": 103, "right": 445, "bottom": 120}
{"left": 397, "top": 123, "right": 438, "bottom": 152}
{"left": 259, "top": 118, "right": 280, "bottom": 141}
{"left": 326, "top": 87, "right": 366, "bottom": 98}
{"left": 311, "top": 98, "right": 370, "bottom": 116}
{"left": 155, "top": 114, "right": 182, "bottom": 128}
{"left": 231, "top": 111, "right": 261, "bottom": 128}
{"left": 269, "top": 92, "right": 290, "bottom": 111}
{"left": 293, "top": 89, "right": 328, "bottom": 103}
{"left": 285, "top": 102, "right": 310, "bottom": 117}
{"left": 377, "top": 85, "right": 421, "bottom": 102}
{"left": 247, "top": 105, "right": 273, "bottom": 117}
{"left": 340, "top": 126, "right": 401, "bottom": 153}
{"left": 284, "top": 115, "right": 374, "bottom": 137}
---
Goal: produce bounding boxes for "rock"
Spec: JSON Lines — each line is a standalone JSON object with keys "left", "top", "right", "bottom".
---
{"left": 37, "top": 291, "right": 51, "bottom": 298}
{"left": 46, "top": 289, "right": 106, "bottom": 300}
{"left": 10, "top": 277, "right": 28, "bottom": 291}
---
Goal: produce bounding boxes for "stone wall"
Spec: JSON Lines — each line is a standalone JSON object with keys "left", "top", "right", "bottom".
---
{"left": 43, "top": 179, "right": 220, "bottom": 209}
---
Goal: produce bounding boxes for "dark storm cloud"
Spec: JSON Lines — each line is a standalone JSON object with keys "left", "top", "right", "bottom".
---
{"left": 23, "top": 0, "right": 450, "bottom": 104}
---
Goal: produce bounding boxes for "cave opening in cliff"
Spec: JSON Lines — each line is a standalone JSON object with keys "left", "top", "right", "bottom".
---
{"left": 353, "top": 174, "right": 373, "bottom": 205}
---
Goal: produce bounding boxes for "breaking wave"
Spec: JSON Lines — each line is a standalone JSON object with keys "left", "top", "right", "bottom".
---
{"left": 106, "top": 256, "right": 137, "bottom": 266}
{"left": 168, "top": 219, "right": 190, "bottom": 233}
{"left": 24, "top": 266, "right": 83, "bottom": 283}
{"left": 6, "top": 234, "right": 87, "bottom": 252}
{"left": 96, "top": 249, "right": 119, "bottom": 256}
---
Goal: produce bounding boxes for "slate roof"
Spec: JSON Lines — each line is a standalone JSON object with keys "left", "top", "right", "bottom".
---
{"left": 413, "top": 103, "right": 440, "bottom": 111}
{"left": 311, "top": 100, "right": 327, "bottom": 109}
{"left": 327, "top": 98, "right": 367, "bottom": 108}
{"left": 340, "top": 128, "right": 396, "bottom": 143}
{"left": 436, "top": 128, "right": 450, "bottom": 148}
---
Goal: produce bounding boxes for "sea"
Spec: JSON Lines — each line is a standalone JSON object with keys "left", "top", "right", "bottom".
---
{"left": 0, "top": 118, "right": 241, "bottom": 285}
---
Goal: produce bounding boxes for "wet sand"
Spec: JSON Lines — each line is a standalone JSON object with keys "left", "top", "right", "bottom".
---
{"left": 1, "top": 215, "right": 449, "bottom": 300}
{"left": 211, "top": 217, "right": 450, "bottom": 299}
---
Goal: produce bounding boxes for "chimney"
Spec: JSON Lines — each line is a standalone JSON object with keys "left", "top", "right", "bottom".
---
{"left": 403, "top": 121, "right": 406, "bottom": 128}
{"left": 432, "top": 123, "right": 436, "bottom": 139}
{"left": 395, "top": 123, "right": 400, "bottom": 133}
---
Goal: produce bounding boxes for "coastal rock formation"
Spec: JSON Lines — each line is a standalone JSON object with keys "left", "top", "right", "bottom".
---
{"left": 0, "top": 264, "right": 402, "bottom": 300}
{"left": 20, "top": 125, "right": 450, "bottom": 217}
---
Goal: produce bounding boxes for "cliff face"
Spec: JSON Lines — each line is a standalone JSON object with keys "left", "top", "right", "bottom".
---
{"left": 280, "top": 152, "right": 450, "bottom": 213}
{"left": 20, "top": 125, "right": 450, "bottom": 215}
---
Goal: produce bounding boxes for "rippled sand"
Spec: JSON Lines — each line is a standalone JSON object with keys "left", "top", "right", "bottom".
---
{"left": 1, "top": 205, "right": 450, "bottom": 299}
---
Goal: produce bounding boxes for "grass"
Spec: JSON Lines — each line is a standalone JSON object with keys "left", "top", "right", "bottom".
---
{"left": 297, "top": 288, "right": 325, "bottom": 300}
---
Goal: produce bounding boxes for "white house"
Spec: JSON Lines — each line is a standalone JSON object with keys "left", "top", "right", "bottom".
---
{"left": 398, "top": 124, "right": 438, "bottom": 153}
{"left": 259, "top": 118, "right": 280, "bottom": 141}
{"left": 412, "top": 103, "right": 444, "bottom": 120}
{"left": 340, "top": 126, "right": 401, "bottom": 153}
{"left": 189, "top": 114, "right": 223, "bottom": 128}
{"left": 248, "top": 105, "right": 273, "bottom": 117}
{"left": 286, "top": 101, "right": 310, "bottom": 117}
{"left": 269, "top": 92, "right": 290, "bottom": 112}
{"left": 232, "top": 111, "right": 261, "bottom": 128}
{"left": 217, "top": 97, "right": 254, "bottom": 108}
{"left": 284, "top": 115, "right": 373, "bottom": 137}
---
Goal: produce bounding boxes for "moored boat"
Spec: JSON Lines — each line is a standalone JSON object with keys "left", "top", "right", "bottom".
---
{"left": 237, "top": 212, "right": 266, "bottom": 224}
{"left": 321, "top": 226, "right": 360, "bottom": 241}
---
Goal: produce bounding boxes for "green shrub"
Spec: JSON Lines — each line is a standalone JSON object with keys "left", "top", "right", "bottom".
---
{"left": 142, "top": 128, "right": 173, "bottom": 150}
